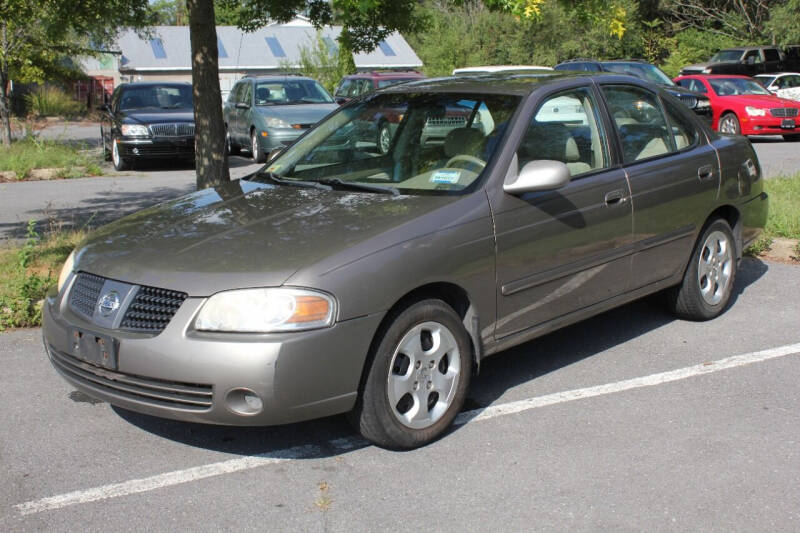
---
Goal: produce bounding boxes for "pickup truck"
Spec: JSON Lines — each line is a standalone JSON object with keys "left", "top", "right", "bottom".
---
{"left": 680, "top": 46, "right": 783, "bottom": 76}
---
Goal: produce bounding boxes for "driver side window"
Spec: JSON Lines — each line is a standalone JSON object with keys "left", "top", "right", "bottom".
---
{"left": 518, "top": 87, "right": 609, "bottom": 177}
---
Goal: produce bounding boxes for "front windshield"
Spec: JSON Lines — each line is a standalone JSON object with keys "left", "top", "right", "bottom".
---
{"left": 602, "top": 62, "right": 674, "bottom": 85}
{"left": 708, "top": 77, "right": 771, "bottom": 96}
{"left": 256, "top": 92, "right": 521, "bottom": 195}
{"left": 255, "top": 79, "right": 334, "bottom": 105}
{"left": 710, "top": 50, "right": 744, "bottom": 62}
{"left": 755, "top": 76, "right": 776, "bottom": 87}
{"left": 119, "top": 85, "right": 192, "bottom": 110}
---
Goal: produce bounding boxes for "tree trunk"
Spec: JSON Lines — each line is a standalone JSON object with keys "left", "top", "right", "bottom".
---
{"left": 1, "top": 23, "right": 12, "bottom": 146}
{"left": 187, "top": 0, "right": 229, "bottom": 189}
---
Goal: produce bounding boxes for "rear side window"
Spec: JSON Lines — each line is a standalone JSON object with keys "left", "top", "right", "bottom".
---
{"left": 662, "top": 99, "right": 699, "bottom": 150}
{"left": 335, "top": 79, "right": 352, "bottom": 97}
{"left": 602, "top": 85, "right": 672, "bottom": 163}
{"left": 518, "top": 87, "right": 609, "bottom": 177}
{"left": 764, "top": 49, "right": 780, "bottom": 62}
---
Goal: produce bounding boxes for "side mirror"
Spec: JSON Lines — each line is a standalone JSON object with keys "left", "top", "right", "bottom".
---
{"left": 99, "top": 103, "right": 111, "bottom": 113}
{"left": 235, "top": 102, "right": 250, "bottom": 110}
{"left": 504, "top": 159, "right": 571, "bottom": 195}
{"left": 335, "top": 97, "right": 348, "bottom": 105}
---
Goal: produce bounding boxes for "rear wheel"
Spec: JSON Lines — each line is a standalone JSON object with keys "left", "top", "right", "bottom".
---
{"left": 250, "top": 130, "right": 266, "bottom": 163}
{"left": 718, "top": 113, "right": 741, "bottom": 135}
{"left": 111, "top": 138, "right": 130, "bottom": 171}
{"left": 666, "top": 219, "right": 737, "bottom": 321}
{"left": 782, "top": 134, "right": 800, "bottom": 142}
{"left": 350, "top": 299, "right": 472, "bottom": 449}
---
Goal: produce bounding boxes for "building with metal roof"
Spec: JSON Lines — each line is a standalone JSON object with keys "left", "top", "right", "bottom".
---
{"left": 80, "top": 20, "right": 423, "bottom": 99}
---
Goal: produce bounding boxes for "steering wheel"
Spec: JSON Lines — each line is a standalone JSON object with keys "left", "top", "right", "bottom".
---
{"left": 445, "top": 154, "right": 486, "bottom": 170}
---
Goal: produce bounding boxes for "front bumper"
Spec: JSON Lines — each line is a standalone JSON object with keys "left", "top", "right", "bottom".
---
{"left": 256, "top": 128, "right": 307, "bottom": 151}
{"left": 118, "top": 137, "right": 195, "bottom": 159}
{"left": 43, "top": 285, "right": 382, "bottom": 426}
{"left": 739, "top": 115, "right": 799, "bottom": 135}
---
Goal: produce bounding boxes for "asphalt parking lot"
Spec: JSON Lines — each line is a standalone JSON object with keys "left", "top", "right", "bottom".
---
{"left": 1, "top": 257, "right": 798, "bottom": 531}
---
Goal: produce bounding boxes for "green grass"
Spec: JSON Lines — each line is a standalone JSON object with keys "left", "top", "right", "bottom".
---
{"left": 0, "top": 223, "right": 85, "bottom": 330}
{"left": 25, "top": 86, "right": 84, "bottom": 118}
{"left": 745, "top": 174, "right": 800, "bottom": 256}
{"left": 0, "top": 138, "right": 102, "bottom": 179}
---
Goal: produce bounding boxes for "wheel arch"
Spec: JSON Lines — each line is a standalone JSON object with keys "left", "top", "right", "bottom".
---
{"left": 705, "top": 204, "right": 743, "bottom": 258}
{"left": 354, "top": 281, "right": 483, "bottom": 399}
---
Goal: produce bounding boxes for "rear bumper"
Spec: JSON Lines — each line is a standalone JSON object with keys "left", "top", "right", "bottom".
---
{"left": 740, "top": 192, "right": 769, "bottom": 250}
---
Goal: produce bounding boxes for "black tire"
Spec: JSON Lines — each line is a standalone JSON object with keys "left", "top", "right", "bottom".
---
{"left": 111, "top": 137, "right": 130, "bottom": 171}
{"left": 250, "top": 130, "right": 266, "bottom": 163}
{"left": 718, "top": 112, "right": 741, "bottom": 135}
{"left": 376, "top": 121, "right": 391, "bottom": 154}
{"left": 666, "top": 219, "right": 737, "bottom": 321}
{"left": 101, "top": 126, "right": 111, "bottom": 161}
{"left": 782, "top": 134, "right": 800, "bottom": 142}
{"left": 350, "top": 299, "right": 472, "bottom": 449}
{"left": 227, "top": 127, "right": 240, "bottom": 155}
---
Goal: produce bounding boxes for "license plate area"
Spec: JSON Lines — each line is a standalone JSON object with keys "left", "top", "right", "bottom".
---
{"left": 70, "top": 329, "right": 118, "bottom": 370}
{"left": 781, "top": 118, "right": 795, "bottom": 129}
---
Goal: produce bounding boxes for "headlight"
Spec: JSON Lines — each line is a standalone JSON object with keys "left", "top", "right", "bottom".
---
{"left": 695, "top": 99, "right": 711, "bottom": 109}
{"left": 57, "top": 250, "right": 76, "bottom": 294}
{"left": 121, "top": 124, "right": 150, "bottom": 136}
{"left": 194, "top": 288, "right": 336, "bottom": 333}
{"left": 745, "top": 106, "right": 767, "bottom": 117}
{"left": 264, "top": 117, "right": 292, "bottom": 128}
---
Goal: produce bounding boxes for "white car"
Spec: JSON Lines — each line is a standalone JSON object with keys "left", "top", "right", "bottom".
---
{"left": 755, "top": 73, "right": 800, "bottom": 102}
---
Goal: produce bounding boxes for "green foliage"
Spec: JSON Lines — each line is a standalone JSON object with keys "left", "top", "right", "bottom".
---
{"left": 660, "top": 27, "right": 739, "bottom": 77}
{"left": 744, "top": 173, "right": 800, "bottom": 256}
{"left": 0, "top": 138, "right": 102, "bottom": 179}
{"left": 281, "top": 32, "right": 356, "bottom": 93}
{"left": 0, "top": 223, "right": 83, "bottom": 330}
{"left": 766, "top": 0, "right": 800, "bottom": 44}
{"left": 24, "top": 87, "right": 84, "bottom": 118}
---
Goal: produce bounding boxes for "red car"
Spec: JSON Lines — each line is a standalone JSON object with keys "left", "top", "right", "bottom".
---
{"left": 674, "top": 74, "right": 800, "bottom": 141}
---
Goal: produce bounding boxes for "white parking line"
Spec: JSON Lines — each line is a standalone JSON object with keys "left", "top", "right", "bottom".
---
{"left": 15, "top": 341, "right": 800, "bottom": 516}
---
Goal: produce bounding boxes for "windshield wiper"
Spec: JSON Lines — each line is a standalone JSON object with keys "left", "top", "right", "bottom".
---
{"left": 317, "top": 178, "right": 400, "bottom": 196}
{"left": 259, "top": 172, "right": 332, "bottom": 191}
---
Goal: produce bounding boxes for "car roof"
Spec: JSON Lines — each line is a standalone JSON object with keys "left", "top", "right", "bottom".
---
{"left": 676, "top": 74, "right": 751, "bottom": 79}
{"left": 452, "top": 65, "right": 553, "bottom": 74}
{"left": 239, "top": 75, "right": 316, "bottom": 83}
{"left": 379, "top": 71, "right": 660, "bottom": 96}
{"left": 344, "top": 71, "right": 424, "bottom": 80}
{"left": 120, "top": 82, "right": 190, "bottom": 88}
{"left": 755, "top": 72, "right": 800, "bottom": 77}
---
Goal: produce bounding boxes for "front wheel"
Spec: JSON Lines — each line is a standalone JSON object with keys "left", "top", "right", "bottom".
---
{"left": 101, "top": 126, "right": 111, "bottom": 161}
{"left": 718, "top": 113, "right": 741, "bottom": 135}
{"left": 250, "top": 130, "right": 266, "bottom": 163}
{"left": 666, "top": 219, "right": 737, "bottom": 321}
{"left": 227, "top": 127, "right": 240, "bottom": 155}
{"left": 377, "top": 121, "right": 392, "bottom": 154}
{"left": 350, "top": 299, "right": 472, "bottom": 449}
{"left": 111, "top": 138, "right": 130, "bottom": 171}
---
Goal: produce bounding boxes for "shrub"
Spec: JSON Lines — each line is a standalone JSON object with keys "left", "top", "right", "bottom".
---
{"left": 24, "top": 86, "right": 84, "bottom": 118}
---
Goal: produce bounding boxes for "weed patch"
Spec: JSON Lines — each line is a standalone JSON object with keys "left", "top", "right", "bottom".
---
{"left": 0, "top": 137, "right": 102, "bottom": 179}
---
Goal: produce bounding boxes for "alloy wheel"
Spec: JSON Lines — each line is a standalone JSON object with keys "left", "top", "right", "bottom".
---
{"left": 386, "top": 321, "right": 461, "bottom": 429}
{"left": 697, "top": 230, "right": 733, "bottom": 305}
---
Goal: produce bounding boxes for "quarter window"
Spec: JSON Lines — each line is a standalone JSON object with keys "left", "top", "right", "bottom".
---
{"left": 602, "top": 85, "right": 671, "bottom": 163}
{"left": 518, "top": 87, "right": 608, "bottom": 176}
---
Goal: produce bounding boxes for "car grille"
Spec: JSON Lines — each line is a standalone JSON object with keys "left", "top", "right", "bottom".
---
{"left": 149, "top": 123, "right": 195, "bottom": 137}
{"left": 48, "top": 344, "right": 213, "bottom": 410}
{"left": 120, "top": 286, "right": 188, "bottom": 332}
{"left": 770, "top": 108, "right": 799, "bottom": 118}
{"left": 425, "top": 116, "right": 467, "bottom": 128}
{"left": 68, "top": 272, "right": 187, "bottom": 332}
{"left": 69, "top": 272, "right": 106, "bottom": 318}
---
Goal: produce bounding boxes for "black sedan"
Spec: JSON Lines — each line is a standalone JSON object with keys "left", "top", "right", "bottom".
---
{"left": 100, "top": 82, "right": 195, "bottom": 170}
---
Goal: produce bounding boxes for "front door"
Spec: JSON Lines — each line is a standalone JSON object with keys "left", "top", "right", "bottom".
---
{"left": 490, "top": 85, "right": 634, "bottom": 339}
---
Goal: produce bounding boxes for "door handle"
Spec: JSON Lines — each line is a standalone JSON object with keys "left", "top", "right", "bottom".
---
{"left": 604, "top": 189, "right": 626, "bottom": 206}
{"left": 698, "top": 165, "right": 714, "bottom": 180}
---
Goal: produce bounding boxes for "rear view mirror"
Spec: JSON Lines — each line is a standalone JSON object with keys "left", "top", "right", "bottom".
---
{"left": 504, "top": 159, "right": 571, "bottom": 195}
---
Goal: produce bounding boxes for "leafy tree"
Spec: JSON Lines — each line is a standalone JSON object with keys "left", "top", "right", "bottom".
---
{"left": 0, "top": 0, "right": 156, "bottom": 146}
{"left": 281, "top": 32, "right": 356, "bottom": 93}
{"left": 766, "top": 0, "right": 800, "bottom": 44}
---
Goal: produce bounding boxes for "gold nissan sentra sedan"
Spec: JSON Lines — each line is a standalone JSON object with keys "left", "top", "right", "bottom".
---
{"left": 44, "top": 73, "right": 767, "bottom": 448}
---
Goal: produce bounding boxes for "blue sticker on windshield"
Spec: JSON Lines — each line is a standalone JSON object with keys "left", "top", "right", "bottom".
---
{"left": 431, "top": 170, "right": 461, "bottom": 184}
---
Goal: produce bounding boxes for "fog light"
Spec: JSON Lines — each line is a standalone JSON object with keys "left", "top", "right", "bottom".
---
{"left": 225, "top": 388, "right": 263, "bottom": 415}
{"left": 132, "top": 147, "right": 140, "bottom": 155}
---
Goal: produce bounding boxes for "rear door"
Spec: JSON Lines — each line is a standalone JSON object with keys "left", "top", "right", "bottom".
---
{"left": 600, "top": 83, "right": 720, "bottom": 289}
{"left": 490, "top": 84, "right": 633, "bottom": 339}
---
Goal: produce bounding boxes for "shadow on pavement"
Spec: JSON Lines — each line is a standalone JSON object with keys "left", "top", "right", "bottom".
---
{"left": 112, "top": 258, "right": 769, "bottom": 456}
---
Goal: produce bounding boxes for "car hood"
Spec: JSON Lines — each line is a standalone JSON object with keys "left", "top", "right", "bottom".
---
{"left": 716, "top": 94, "right": 800, "bottom": 107}
{"left": 72, "top": 179, "right": 460, "bottom": 296}
{"left": 255, "top": 103, "right": 338, "bottom": 125}
{"left": 122, "top": 109, "right": 194, "bottom": 124}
